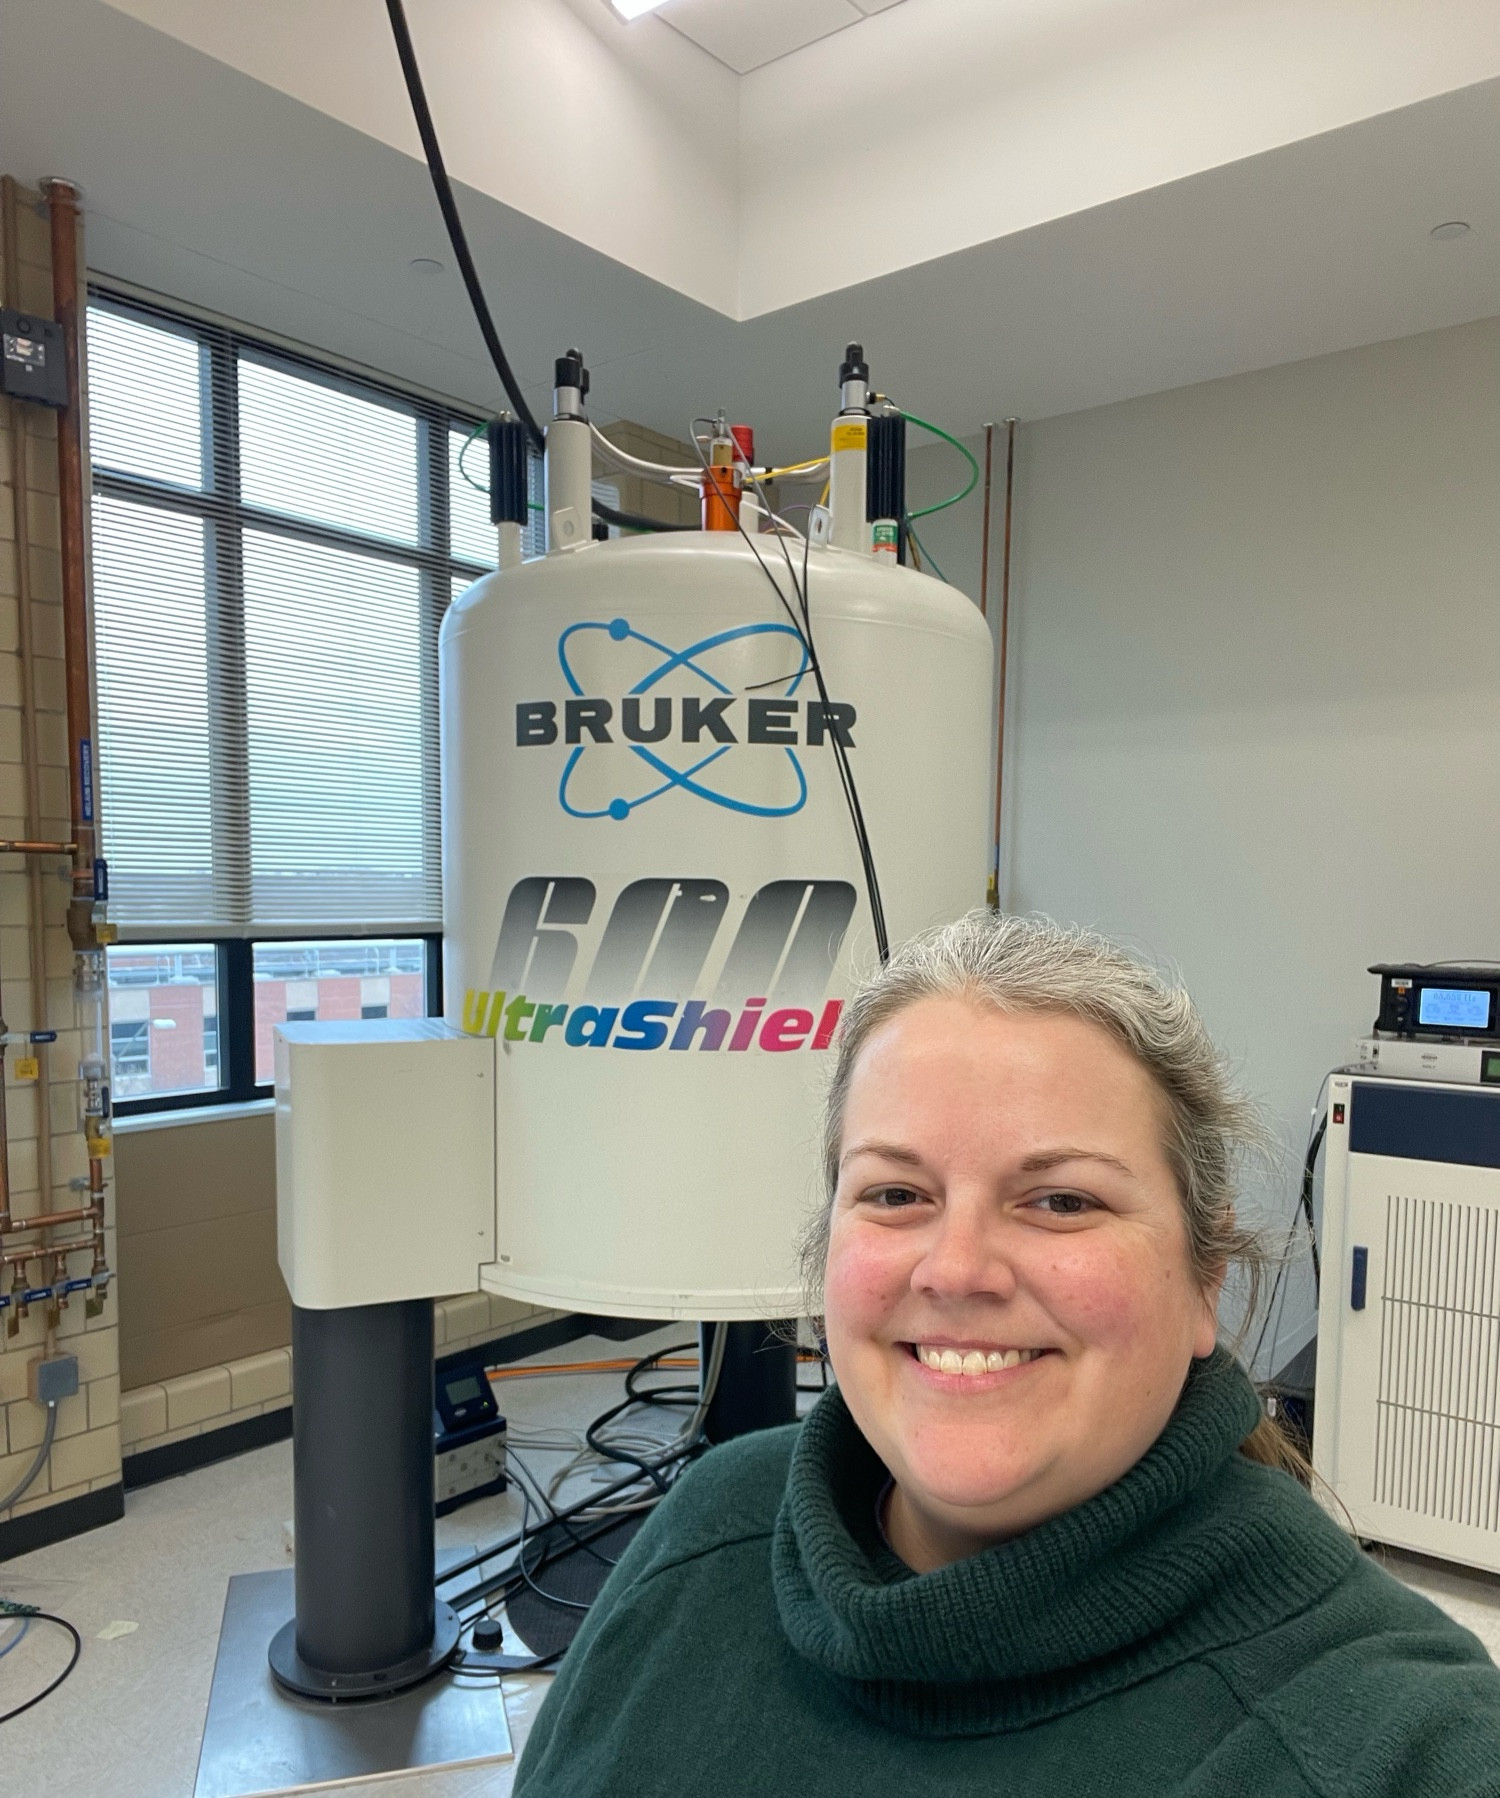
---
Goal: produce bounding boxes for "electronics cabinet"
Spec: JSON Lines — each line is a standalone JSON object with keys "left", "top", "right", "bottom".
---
{"left": 1313, "top": 1075, "right": 1500, "bottom": 1573}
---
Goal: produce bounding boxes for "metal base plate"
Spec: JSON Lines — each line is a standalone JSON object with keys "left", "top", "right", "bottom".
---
{"left": 195, "top": 1570, "right": 512, "bottom": 1798}
{"left": 267, "top": 1600, "right": 461, "bottom": 1700}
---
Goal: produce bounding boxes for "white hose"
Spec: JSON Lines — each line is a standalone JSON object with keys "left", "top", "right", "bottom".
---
{"left": 590, "top": 424, "right": 700, "bottom": 479}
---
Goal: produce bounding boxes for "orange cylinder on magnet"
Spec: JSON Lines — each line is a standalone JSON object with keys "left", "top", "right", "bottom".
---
{"left": 701, "top": 459, "right": 741, "bottom": 531}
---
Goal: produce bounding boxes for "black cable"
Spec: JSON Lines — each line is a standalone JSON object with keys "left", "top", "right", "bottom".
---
{"left": 385, "top": 0, "right": 546, "bottom": 453}
{"left": 0, "top": 1611, "right": 82, "bottom": 1726}
{"left": 624, "top": 1339, "right": 698, "bottom": 1407}
{"left": 1250, "top": 1111, "right": 1328, "bottom": 1374}
{"left": 506, "top": 1447, "right": 622, "bottom": 1570}
{"left": 1300, "top": 1114, "right": 1326, "bottom": 1289}
{"left": 594, "top": 497, "right": 690, "bottom": 536}
{"left": 515, "top": 1488, "right": 592, "bottom": 1612}
{"left": 386, "top": 1, "right": 690, "bottom": 542}
{"left": 693, "top": 429, "right": 890, "bottom": 961}
{"left": 584, "top": 1393, "right": 673, "bottom": 1495}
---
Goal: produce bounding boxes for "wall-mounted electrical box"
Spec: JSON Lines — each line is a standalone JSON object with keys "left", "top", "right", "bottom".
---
{"left": 1, "top": 308, "right": 67, "bottom": 408}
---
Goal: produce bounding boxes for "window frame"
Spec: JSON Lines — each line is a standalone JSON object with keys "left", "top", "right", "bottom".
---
{"left": 87, "top": 287, "right": 496, "bottom": 939}
{"left": 88, "top": 286, "right": 475, "bottom": 1116}
{"left": 112, "top": 933, "right": 444, "bottom": 1119}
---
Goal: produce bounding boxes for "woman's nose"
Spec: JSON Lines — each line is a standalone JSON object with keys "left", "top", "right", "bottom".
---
{"left": 911, "top": 1199, "right": 1017, "bottom": 1301}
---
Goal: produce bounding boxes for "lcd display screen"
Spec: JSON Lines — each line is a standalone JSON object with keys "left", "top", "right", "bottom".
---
{"left": 1417, "top": 986, "right": 1492, "bottom": 1030}
{"left": 445, "top": 1375, "right": 483, "bottom": 1405}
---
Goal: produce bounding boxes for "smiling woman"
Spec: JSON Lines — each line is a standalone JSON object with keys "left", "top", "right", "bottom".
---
{"left": 515, "top": 915, "right": 1500, "bottom": 1798}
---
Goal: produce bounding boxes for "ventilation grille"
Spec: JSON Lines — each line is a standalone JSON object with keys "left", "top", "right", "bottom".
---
{"left": 1374, "top": 1193, "right": 1500, "bottom": 1531}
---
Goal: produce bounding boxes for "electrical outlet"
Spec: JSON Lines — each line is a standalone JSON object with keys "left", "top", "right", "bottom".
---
{"left": 28, "top": 1352, "right": 79, "bottom": 1406}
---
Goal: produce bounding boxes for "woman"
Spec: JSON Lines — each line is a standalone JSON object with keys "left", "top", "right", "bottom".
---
{"left": 516, "top": 913, "right": 1500, "bottom": 1796}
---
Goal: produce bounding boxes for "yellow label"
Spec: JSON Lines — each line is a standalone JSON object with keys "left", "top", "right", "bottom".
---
{"left": 95, "top": 922, "right": 120, "bottom": 945}
{"left": 87, "top": 1137, "right": 111, "bottom": 1158}
{"left": 13, "top": 1057, "right": 38, "bottom": 1081}
{"left": 831, "top": 420, "right": 868, "bottom": 454}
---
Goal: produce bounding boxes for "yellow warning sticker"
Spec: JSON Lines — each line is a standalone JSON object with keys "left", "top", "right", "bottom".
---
{"left": 13, "top": 1057, "right": 38, "bottom": 1081}
{"left": 831, "top": 420, "right": 867, "bottom": 453}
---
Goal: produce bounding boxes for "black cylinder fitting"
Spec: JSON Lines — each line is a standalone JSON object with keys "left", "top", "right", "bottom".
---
{"left": 555, "top": 348, "right": 589, "bottom": 396}
{"left": 866, "top": 412, "right": 907, "bottom": 527}
{"left": 488, "top": 416, "right": 530, "bottom": 526}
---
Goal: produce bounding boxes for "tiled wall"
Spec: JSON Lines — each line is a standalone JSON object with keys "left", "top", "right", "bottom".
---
{"left": 120, "top": 1292, "right": 562, "bottom": 1461}
{"left": 0, "top": 179, "right": 121, "bottom": 1525}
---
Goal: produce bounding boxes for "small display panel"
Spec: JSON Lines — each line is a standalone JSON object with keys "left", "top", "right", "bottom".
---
{"left": 1417, "top": 986, "right": 1492, "bottom": 1030}
{"left": 444, "top": 1375, "right": 483, "bottom": 1405}
{"left": 1484, "top": 1053, "right": 1500, "bottom": 1086}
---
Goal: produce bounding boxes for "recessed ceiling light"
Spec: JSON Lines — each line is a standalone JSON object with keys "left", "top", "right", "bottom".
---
{"left": 1429, "top": 221, "right": 1471, "bottom": 241}
{"left": 610, "top": 0, "right": 667, "bottom": 18}
{"left": 408, "top": 256, "right": 445, "bottom": 275}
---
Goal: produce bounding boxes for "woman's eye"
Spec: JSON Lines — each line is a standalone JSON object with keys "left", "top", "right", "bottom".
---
{"left": 868, "top": 1185, "right": 924, "bottom": 1209}
{"left": 1030, "top": 1191, "right": 1093, "bottom": 1217}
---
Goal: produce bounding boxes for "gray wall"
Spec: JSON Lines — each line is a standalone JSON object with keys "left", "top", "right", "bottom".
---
{"left": 909, "top": 313, "right": 1500, "bottom": 1370}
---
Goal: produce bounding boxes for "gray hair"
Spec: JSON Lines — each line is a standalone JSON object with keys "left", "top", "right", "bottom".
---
{"left": 803, "top": 910, "right": 1271, "bottom": 1329}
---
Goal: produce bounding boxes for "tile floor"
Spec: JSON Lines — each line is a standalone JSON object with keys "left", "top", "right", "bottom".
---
{"left": 2, "top": 1332, "right": 1498, "bottom": 1797}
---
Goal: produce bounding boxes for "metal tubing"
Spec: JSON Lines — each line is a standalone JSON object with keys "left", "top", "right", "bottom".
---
{"left": 44, "top": 179, "right": 98, "bottom": 949}
{"left": 988, "top": 417, "right": 1017, "bottom": 909}
{"left": 4, "top": 183, "right": 58, "bottom": 1262}
{"left": 0, "top": 1205, "right": 94, "bottom": 1234}
{"left": 0, "top": 176, "right": 25, "bottom": 1241}
{"left": 2, "top": 1235, "right": 95, "bottom": 1268}
{"left": 978, "top": 422, "right": 995, "bottom": 618}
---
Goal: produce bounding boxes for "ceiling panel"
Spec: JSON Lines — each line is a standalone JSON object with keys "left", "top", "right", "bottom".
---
{"left": 659, "top": 0, "right": 895, "bottom": 76}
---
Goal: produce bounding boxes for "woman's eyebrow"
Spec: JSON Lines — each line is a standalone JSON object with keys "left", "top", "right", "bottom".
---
{"left": 839, "top": 1139, "right": 925, "bottom": 1170}
{"left": 1019, "top": 1146, "right": 1134, "bottom": 1176}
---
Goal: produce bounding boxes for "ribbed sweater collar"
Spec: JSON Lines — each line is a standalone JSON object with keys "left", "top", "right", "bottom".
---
{"left": 771, "top": 1349, "right": 1356, "bottom": 1736}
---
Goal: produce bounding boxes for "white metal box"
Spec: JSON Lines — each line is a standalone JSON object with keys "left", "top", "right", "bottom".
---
{"left": 275, "top": 1021, "right": 496, "bottom": 1309}
{"left": 1313, "top": 1073, "right": 1500, "bottom": 1574}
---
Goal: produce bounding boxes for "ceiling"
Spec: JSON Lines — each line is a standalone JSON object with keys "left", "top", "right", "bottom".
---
{"left": 1, "top": 0, "right": 1498, "bottom": 463}
{"left": 660, "top": 0, "right": 908, "bottom": 75}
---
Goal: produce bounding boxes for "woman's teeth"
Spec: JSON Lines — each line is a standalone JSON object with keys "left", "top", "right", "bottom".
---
{"left": 915, "top": 1345, "right": 1043, "bottom": 1376}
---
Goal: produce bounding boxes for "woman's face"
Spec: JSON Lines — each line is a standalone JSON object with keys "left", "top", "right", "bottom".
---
{"left": 824, "top": 997, "right": 1219, "bottom": 1569}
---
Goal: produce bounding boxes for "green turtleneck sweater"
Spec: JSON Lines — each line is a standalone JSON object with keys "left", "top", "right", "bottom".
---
{"left": 515, "top": 1351, "right": 1500, "bottom": 1796}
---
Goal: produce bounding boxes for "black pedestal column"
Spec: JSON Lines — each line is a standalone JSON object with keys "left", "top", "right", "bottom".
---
{"left": 269, "top": 1298, "right": 459, "bottom": 1700}
{"left": 700, "top": 1321, "right": 798, "bottom": 1443}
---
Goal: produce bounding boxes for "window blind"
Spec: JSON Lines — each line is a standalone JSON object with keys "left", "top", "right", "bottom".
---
{"left": 86, "top": 293, "right": 499, "bottom": 936}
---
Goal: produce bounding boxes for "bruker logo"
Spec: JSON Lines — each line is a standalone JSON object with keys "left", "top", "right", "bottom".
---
{"left": 515, "top": 618, "right": 856, "bottom": 821}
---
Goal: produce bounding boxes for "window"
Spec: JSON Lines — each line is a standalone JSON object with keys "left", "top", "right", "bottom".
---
{"left": 88, "top": 292, "right": 474, "bottom": 1109}
{"left": 251, "top": 938, "right": 428, "bottom": 1084}
{"left": 104, "top": 944, "right": 221, "bottom": 1102}
{"left": 104, "top": 936, "right": 438, "bottom": 1112}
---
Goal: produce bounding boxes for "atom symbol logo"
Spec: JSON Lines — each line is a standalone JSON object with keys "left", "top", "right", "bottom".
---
{"left": 557, "top": 617, "right": 810, "bottom": 821}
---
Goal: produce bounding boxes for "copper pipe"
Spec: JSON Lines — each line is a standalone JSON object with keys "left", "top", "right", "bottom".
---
{"left": 88, "top": 1156, "right": 107, "bottom": 1279}
{"left": 2, "top": 1234, "right": 96, "bottom": 1269}
{"left": 978, "top": 423, "right": 995, "bottom": 618}
{"left": 0, "top": 179, "right": 23, "bottom": 1238}
{"left": 5, "top": 184, "right": 59, "bottom": 1257}
{"left": 45, "top": 179, "right": 99, "bottom": 948}
{"left": 0, "top": 1027, "right": 10, "bottom": 1238}
{"left": 988, "top": 418, "right": 1017, "bottom": 910}
{"left": 0, "top": 1204, "right": 95, "bottom": 1234}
